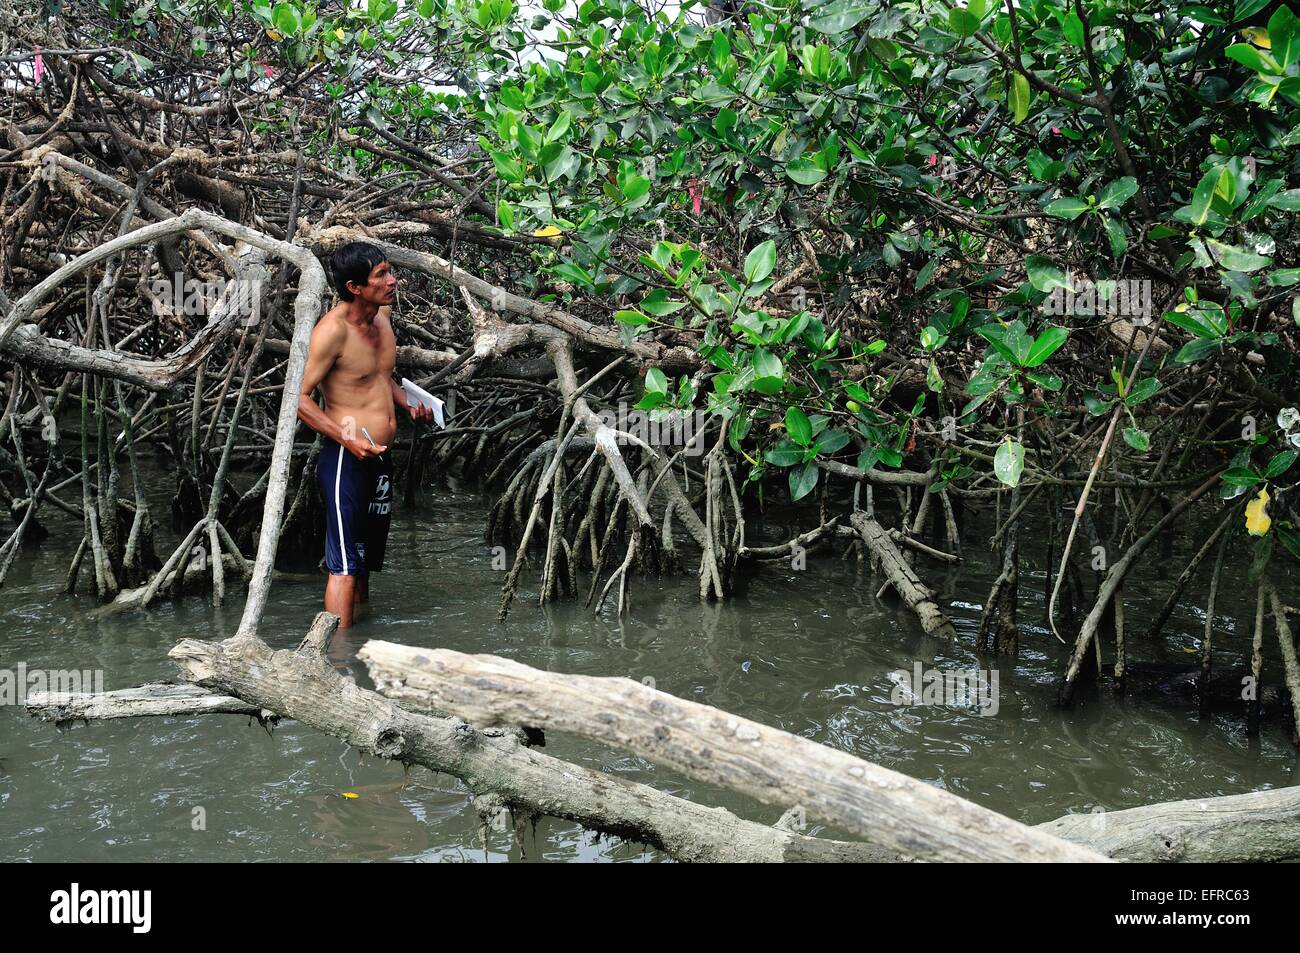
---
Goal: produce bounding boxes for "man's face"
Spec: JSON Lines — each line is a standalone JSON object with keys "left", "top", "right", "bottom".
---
{"left": 348, "top": 260, "right": 398, "bottom": 306}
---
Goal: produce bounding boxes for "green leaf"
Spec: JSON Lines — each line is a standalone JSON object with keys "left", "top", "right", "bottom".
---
{"left": 1206, "top": 239, "right": 1272, "bottom": 273}
{"left": 640, "top": 289, "right": 687, "bottom": 316}
{"left": 1101, "top": 216, "right": 1128, "bottom": 257}
{"left": 874, "top": 446, "right": 903, "bottom": 468}
{"left": 920, "top": 326, "right": 947, "bottom": 350}
{"left": 949, "top": 7, "right": 981, "bottom": 37}
{"left": 1095, "top": 177, "right": 1139, "bottom": 210}
{"left": 1122, "top": 427, "right": 1150, "bottom": 451}
{"left": 1163, "top": 305, "right": 1225, "bottom": 340}
{"left": 789, "top": 461, "right": 819, "bottom": 501}
{"left": 927, "top": 359, "right": 944, "bottom": 393}
{"left": 1175, "top": 338, "right": 1221, "bottom": 364}
{"left": 752, "top": 347, "right": 784, "bottom": 394}
{"left": 808, "top": 0, "right": 872, "bottom": 34}
{"left": 765, "top": 439, "right": 803, "bottom": 467}
{"left": 1125, "top": 377, "right": 1160, "bottom": 406}
{"left": 496, "top": 200, "right": 514, "bottom": 230}
{"left": 786, "top": 407, "right": 813, "bottom": 446}
{"left": 1265, "top": 449, "right": 1298, "bottom": 479}
{"left": 1026, "top": 149, "right": 1064, "bottom": 182}
{"left": 644, "top": 368, "right": 668, "bottom": 394}
{"left": 1008, "top": 72, "right": 1030, "bottom": 124}
{"left": 786, "top": 158, "right": 828, "bottom": 185}
{"left": 1062, "top": 12, "right": 1085, "bottom": 47}
{"left": 1222, "top": 466, "right": 1262, "bottom": 488}
{"left": 1084, "top": 394, "right": 1115, "bottom": 416}
{"left": 1025, "top": 256, "right": 1071, "bottom": 293}
{"left": 979, "top": 321, "right": 1033, "bottom": 366}
{"left": 994, "top": 438, "right": 1025, "bottom": 487}
{"left": 1279, "top": 526, "right": 1300, "bottom": 562}
{"left": 1190, "top": 167, "right": 1225, "bottom": 226}
{"left": 271, "top": 3, "right": 302, "bottom": 35}
{"left": 814, "top": 429, "right": 851, "bottom": 455}
{"left": 1026, "top": 370, "right": 1062, "bottom": 391}
{"left": 915, "top": 256, "right": 940, "bottom": 291}
{"left": 728, "top": 411, "right": 751, "bottom": 452}
{"left": 1225, "top": 43, "right": 1280, "bottom": 74}
{"left": 1268, "top": 189, "right": 1300, "bottom": 211}
{"left": 545, "top": 112, "right": 571, "bottom": 144}
{"left": 621, "top": 174, "right": 651, "bottom": 204}
{"left": 490, "top": 150, "right": 523, "bottom": 183}
{"left": 1045, "top": 196, "right": 1089, "bottom": 220}
{"left": 744, "top": 241, "right": 777, "bottom": 284}
{"left": 1272, "top": 6, "right": 1300, "bottom": 69}
{"left": 1024, "top": 327, "right": 1069, "bottom": 367}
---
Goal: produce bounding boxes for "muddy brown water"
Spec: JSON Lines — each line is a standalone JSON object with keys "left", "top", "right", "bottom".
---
{"left": 1, "top": 467, "right": 1296, "bottom": 861}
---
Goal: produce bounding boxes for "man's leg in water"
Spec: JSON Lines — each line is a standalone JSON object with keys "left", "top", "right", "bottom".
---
{"left": 318, "top": 439, "right": 373, "bottom": 629}
{"left": 324, "top": 573, "right": 357, "bottom": 628}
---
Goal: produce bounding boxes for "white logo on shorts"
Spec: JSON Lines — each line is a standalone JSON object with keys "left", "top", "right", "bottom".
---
{"left": 370, "top": 474, "right": 392, "bottom": 515}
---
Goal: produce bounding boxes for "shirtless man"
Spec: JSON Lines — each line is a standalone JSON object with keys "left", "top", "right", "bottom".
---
{"left": 296, "top": 242, "right": 433, "bottom": 627}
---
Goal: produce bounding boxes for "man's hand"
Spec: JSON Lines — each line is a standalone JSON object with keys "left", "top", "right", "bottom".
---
{"left": 344, "top": 436, "right": 387, "bottom": 461}
{"left": 407, "top": 400, "right": 435, "bottom": 423}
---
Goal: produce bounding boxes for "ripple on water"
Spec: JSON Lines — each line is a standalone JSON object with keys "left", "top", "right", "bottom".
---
{"left": 0, "top": 489, "right": 1295, "bottom": 859}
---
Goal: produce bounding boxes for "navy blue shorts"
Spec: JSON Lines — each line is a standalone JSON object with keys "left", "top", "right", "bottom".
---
{"left": 317, "top": 439, "right": 393, "bottom": 576}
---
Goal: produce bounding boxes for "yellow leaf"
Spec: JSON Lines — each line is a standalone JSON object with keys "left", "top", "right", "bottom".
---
{"left": 341, "top": 791, "right": 359, "bottom": 799}
{"left": 532, "top": 225, "right": 562, "bottom": 237}
{"left": 265, "top": 28, "right": 283, "bottom": 41}
{"left": 335, "top": 28, "right": 345, "bottom": 40}
{"left": 1241, "top": 27, "right": 1271, "bottom": 49}
{"left": 768, "top": 421, "right": 785, "bottom": 431}
{"left": 1245, "top": 487, "right": 1271, "bottom": 537}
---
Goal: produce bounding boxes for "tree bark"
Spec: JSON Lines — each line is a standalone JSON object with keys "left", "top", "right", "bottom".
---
{"left": 357, "top": 640, "right": 1105, "bottom": 862}
{"left": 850, "top": 512, "right": 957, "bottom": 638}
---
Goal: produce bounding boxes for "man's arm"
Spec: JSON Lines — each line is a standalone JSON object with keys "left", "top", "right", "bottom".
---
{"left": 379, "top": 307, "right": 434, "bottom": 422}
{"left": 297, "top": 316, "right": 382, "bottom": 458}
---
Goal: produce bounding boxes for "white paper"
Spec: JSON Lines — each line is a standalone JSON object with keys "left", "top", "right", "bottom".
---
{"left": 401, "top": 377, "right": 446, "bottom": 429}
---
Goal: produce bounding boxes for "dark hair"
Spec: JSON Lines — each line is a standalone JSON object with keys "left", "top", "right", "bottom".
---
{"left": 330, "top": 242, "right": 387, "bottom": 301}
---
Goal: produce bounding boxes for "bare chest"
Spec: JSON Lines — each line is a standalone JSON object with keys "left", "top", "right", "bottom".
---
{"left": 334, "top": 323, "right": 395, "bottom": 382}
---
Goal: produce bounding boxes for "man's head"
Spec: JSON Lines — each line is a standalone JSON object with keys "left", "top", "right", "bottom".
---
{"left": 331, "top": 241, "right": 397, "bottom": 306}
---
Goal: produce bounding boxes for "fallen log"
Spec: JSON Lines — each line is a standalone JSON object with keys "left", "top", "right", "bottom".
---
{"left": 26, "top": 683, "right": 265, "bottom": 723}
{"left": 356, "top": 641, "right": 1105, "bottom": 862}
{"left": 1037, "top": 786, "right": 1300, "bottom": 862}
{"left": 147, "top": 617, "right": 885, "bottom": 862}
{"left": 849, "top": 511, "right": 957, "bottom": 638}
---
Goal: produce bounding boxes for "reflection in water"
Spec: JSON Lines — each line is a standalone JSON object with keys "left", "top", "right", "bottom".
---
{"left": 0, "top": 476, "right": 1295, "bottom": 861}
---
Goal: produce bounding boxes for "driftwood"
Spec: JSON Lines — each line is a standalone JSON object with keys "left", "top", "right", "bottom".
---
{"left": 356, "top": 641, "right": 1104, "bottom": 862}
{"left": 1037, "top": 786, "right": 1300, "bottom": 862}
{"left": 849, "top": 512, "right": 957, "bottom": 638}
{"left": 139, "top": 616, "right": 884, "bottom": 862}
{"left": 26, "top": 683, "right": 265, "bottom": 722}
